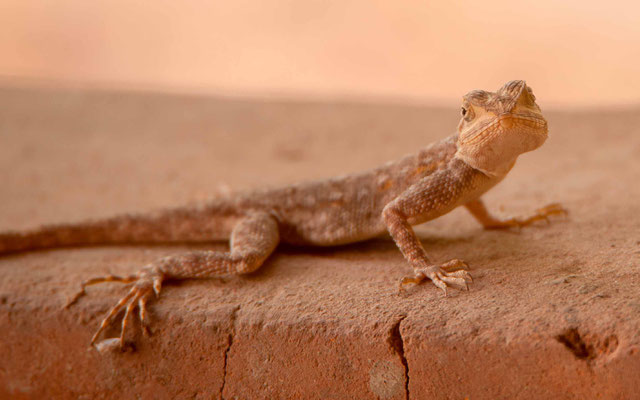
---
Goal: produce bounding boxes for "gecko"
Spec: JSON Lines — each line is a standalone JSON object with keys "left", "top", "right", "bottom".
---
{"left": 0, "top": 80, "right": 565, "bottom": 350}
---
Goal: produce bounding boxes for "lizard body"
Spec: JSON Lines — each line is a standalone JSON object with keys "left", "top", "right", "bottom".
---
{"left": 0, "top": 135, "right": 497, "bottom": 249}
{"left": 0, "top": 80, "right": 565, "bottom": 350}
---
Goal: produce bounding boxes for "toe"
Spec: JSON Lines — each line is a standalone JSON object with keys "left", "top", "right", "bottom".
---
{"left": 399, "top": 271, "right": 427, "bottom": 290}
{"left": 445, "top": 269, "right": 473, "bottom": 282}
{"left": 441, "top": 259, "right": 468, "bottom": 271}
{"left": 538, "top": 203, "right": 568, "bottom": 217}
{"left": 437, "top": 272, "right": 469, "bottom": 290}
{"left": 432, "top": 277, "right": 448, "bottom": 296}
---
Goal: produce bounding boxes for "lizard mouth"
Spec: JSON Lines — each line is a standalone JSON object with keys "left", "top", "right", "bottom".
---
{"left": 461, "top": 113, "right": 547, "bottom": 147}
{"left": 499, "top": 114, "right": 548, "bottom": 136}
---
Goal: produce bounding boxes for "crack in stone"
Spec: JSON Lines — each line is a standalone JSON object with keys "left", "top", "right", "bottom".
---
{"left": 388, "top": 315, "right": 409, "bottom": 400}
{"left": 220, "top": 306, "right": 239, "bottom": 400}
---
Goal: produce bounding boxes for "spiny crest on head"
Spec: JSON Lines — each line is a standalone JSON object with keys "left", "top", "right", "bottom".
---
{"left": 497, "top": 80, "right": 526, "bottom": 98}
{"left": 463, "top": 80, "right": 527, "bottom": 114}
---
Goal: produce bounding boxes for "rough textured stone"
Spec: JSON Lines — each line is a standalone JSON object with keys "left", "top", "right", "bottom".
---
{"left": 0, "top": 86, "right": 638, "bottom": 399}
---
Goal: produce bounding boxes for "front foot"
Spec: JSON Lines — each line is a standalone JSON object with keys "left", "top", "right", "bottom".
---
{"left": 400, "top": 259, "right": 473, "bottom": 295}
{"left": 485, "top": 202, "right": 568, "bottom": 230}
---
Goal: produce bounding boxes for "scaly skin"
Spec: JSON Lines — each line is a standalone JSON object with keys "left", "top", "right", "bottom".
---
{"left": 0, "top": 80, "right": 566, "bottom": 351}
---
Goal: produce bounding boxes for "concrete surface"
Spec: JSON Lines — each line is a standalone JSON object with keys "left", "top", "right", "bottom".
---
{"left": 0, "top": 86, "right": 639, "bottom": 399}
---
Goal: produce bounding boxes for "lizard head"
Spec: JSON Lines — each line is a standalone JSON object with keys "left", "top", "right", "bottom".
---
{"left": 454, "top": 80, "right": 548, "bottom": 176}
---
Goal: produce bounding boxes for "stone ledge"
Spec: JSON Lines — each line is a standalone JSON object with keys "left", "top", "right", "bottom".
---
{"left": 1, "top": 86, "right": 639, "bottom": 399}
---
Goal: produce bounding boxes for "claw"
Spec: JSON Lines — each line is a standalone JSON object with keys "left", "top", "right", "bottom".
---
{"left": 120, "top": 299, "right": 137, "bottom": 346}
{"left": 138, "top": 298, "right": 151, "bottom": 337}
{"left": 153, "top": 278, "right": 162, "bottom": 297}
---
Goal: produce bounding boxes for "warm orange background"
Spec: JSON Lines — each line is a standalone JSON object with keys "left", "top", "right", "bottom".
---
{"left": 1, "top": 0, "right": 638, "bottom": 108}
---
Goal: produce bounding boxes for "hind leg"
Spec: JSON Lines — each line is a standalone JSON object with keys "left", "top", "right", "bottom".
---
{"left": 68, "top": 211, "right": 280, "bottom": 350}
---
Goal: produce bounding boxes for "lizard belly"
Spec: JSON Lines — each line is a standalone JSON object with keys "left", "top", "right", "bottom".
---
{"left": 277, "top": 203, "right": 387, "bottom": 246}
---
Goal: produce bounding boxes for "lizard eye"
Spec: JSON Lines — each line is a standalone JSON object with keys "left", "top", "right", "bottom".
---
{"left": 461, "top": 106, "right": 473, "bottom": 121}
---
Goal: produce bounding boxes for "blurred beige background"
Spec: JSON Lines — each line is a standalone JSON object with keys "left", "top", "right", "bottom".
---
{"left": 1, "top": 0, "right": 638, "bottom": 108}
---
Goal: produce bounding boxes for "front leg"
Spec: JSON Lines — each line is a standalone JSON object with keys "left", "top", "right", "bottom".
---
{"left": 465, "top": 198, "right": 567, "bottom": 230}
{"left": 382, "top": 162, "right": 476, "bottom": 294}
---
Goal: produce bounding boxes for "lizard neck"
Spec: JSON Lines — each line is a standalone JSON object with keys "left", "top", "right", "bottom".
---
{"left": 453, "top": 145, "right": 517, "bottom": 177}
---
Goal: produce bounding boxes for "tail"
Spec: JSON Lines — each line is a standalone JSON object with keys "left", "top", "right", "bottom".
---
{"left": 0, "top": 201, "right": 240, "bottom": 255}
